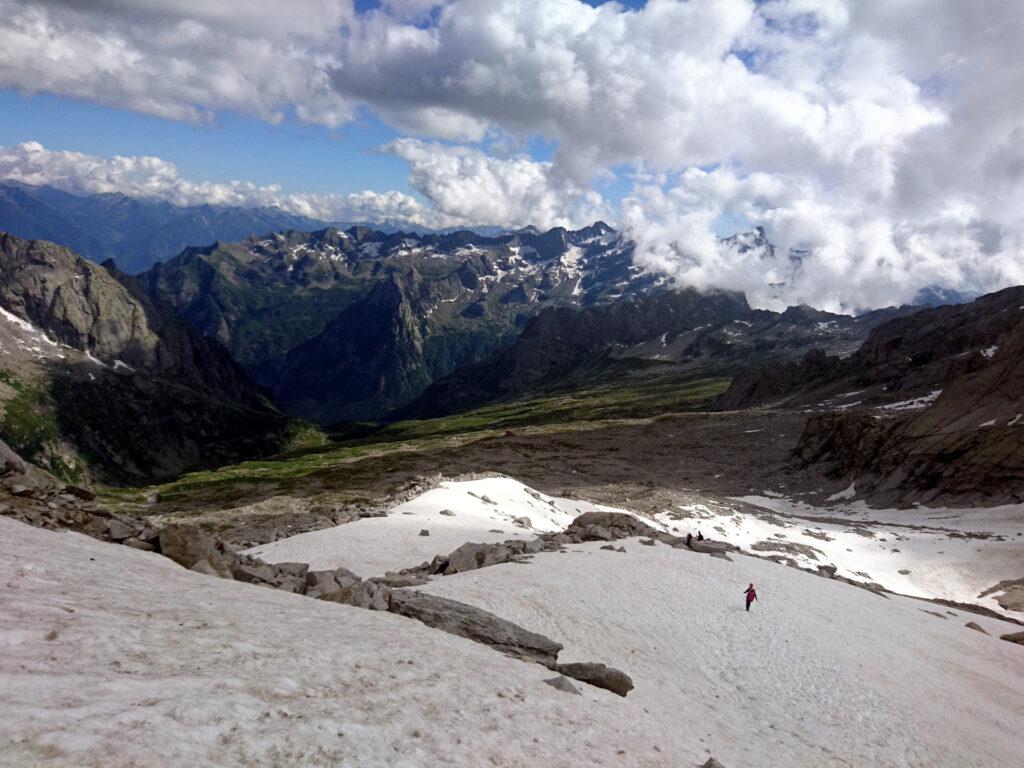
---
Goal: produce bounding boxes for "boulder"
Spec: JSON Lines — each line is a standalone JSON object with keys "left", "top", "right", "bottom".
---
{"left": 105, "top": 518, "right": 137, "bottom": 541}
{"left": 419, "top": 529, "right": 430, "bottom": 537}
{"left": 159, "top": 524, "right": 236, "bottom": 579}
{"left": 439, "top": 509, "right": 456, "bottom": 517}
{"left": 444, "top": 542, "right": 515, "bottom": 575}
{"left": 1000, "top": 631, "right": 1024, "bottom": 646}
{"left": 639, "top": 538, "right": 656, "bottom": 546}
{"left": 817, "top": 564, "right": 838, "bottom": 577}
{"left": 563, "top": 512, "right": 656, "bottom": 542}
{"left": 965, "top": 622, "right": 988, "bottom": 634}
{"left": 388, "top": 590, "right": 562, "bottom": 665}
{"left": 550, "top": 662, "right": 634, "bottom": 697}
{"left": 701, "top": 759, "right": 727, "bottom": 768}
{"left": 512, "top": 516, "right": 532, "bottom": 529}
{"left": 543, "top": 676, "right": 581, "bottom": 695}
{"left": 63, "top": 484, "right": 97, "bottom": 501}
{"left": 305, "top": 568, "right": 360, "bottom": 599}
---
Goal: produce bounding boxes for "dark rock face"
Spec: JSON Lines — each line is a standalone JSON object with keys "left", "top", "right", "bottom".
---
{"left": 716, "top": 287, "right": 1024, "bottom": 412}
{"left": 389, "top": 589, "right": 563, "bottom": 665}
{"left": 550, "top": 662, "right": 634, "bottom": 697}
{"left": 795, "top": 313, "right": 1024, "bottom": 506}
{"left": 714, "top": 285, "right": 1024, "bottom": 506}
{"left": 0, "top": 233, "right": 295, "bottom": 482}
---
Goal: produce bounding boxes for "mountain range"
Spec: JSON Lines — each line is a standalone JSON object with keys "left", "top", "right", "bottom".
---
{"left": 0, "top": 181, "right": 328, "bottom": 273}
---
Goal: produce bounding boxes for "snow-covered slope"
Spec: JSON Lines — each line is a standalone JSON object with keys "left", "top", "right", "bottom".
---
{"left": 666, "top": 494, "right": 1024, "bottom": 617}
{"left": 245, "top": 477, "right": 657, "bottom": 576}
{"left": 0, "top": 516, "right": 691, "bottom": 768}
{"left": 421, "top": 538, "right": 1024, "bottom": 768}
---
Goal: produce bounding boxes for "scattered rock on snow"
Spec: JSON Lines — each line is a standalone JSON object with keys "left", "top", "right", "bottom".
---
{"left": 701, "top": 759, "right": 727, "bottom": 768}
{"left": 419, "top": 529, "right": 430, "bottom": 536}
{"left": 439, "top": 509, "right": 456, "bottom": 517}
{"left": 965, "top": 622, "right": 988, "bottom": 634}
{"left": 512, "top": 516, "right": 532, "bottom": 529}
{"left": 1000, "top": 631, "right": 1024, "bottom": 646}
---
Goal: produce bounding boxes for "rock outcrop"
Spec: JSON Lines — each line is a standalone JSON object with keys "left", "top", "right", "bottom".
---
{"left": 549, "top": 662, "right": 634, "bottom": 697}
{"left": 0, "top": 233, "right": 296, "bottom": 482}
{"left": 389, "top": 590, "right": 563, "bottom": 665}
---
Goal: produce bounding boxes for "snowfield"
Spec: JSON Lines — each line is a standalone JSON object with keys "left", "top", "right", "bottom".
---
{"left": 245, "top": 477, "right": 658, "bottom": 576}
{"left": 710, "top": 495, "right": 1024, "bottom": 616}
{"left": 422, "top": 538, "right": 1024, "bottom": 768}
{"left": 5, "top": 475, "right": 1024, "bottom": 768}
{"left": 0, "top": 517, "right": 692, "bottom": 768}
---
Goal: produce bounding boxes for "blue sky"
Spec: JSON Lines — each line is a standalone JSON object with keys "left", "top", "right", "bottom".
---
{"left": 0, "top": 90, "right": 412, "bottom": 196}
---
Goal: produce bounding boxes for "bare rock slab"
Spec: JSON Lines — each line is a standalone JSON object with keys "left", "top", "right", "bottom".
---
{"left": 550, "top": 662, "right": 634, "bottom": 697}
{"left": 388, "top": 590, "right": 562, "bottom": 665}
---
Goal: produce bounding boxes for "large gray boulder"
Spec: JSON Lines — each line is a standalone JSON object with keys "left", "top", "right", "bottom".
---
{"left": 159, "top": 524, "right": 237, "bottom": 579}
{"left": 443, "top": 541, "right": 517, "bottom": 575}
{"left": 388, "top": 590, "right": 562, "bottom": 665}
{"left": 550, "top": 661, "right": 634, "bottom": 697}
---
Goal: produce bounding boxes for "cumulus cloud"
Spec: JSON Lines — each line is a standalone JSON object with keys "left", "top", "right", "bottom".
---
{"left": 385, "top": 139, "right": 607, "bottom": 230}
{"left": 1, "top": 0, "right": 1022, "bottom": 309}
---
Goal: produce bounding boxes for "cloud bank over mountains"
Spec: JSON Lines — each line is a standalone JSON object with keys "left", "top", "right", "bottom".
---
{"left": 1, "top": 0, "right": 1021, "bottom": 311}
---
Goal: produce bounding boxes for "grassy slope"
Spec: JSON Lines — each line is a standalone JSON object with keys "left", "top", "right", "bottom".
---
{"left": 104, "top": 372, "right": 729, "bottom": 514}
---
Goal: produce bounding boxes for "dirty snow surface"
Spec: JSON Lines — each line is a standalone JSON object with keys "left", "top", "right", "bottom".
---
{"left": 246, "top": 477, "right": 650, "bottom": 576}
{"left": 423, "top": 539, "right": 1024, "bottom": 768}
{"left": 0, "top": 517, "right": 684, "bottom": 768}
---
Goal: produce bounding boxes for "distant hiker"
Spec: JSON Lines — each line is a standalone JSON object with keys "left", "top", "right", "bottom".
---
{"left": 744, "top": 583, "right": 757, "bottom": 611}
{"left": 697, "top": 531, "right": 704, "bottom": 541}
{"left": 686, "top": 532, "right": 693, "bottom": 547}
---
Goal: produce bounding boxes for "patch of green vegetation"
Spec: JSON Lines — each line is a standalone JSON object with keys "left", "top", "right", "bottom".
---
{"left": 0, "top": 369, "right": 82, "bottom": 482}
{"left": 142, "top": 373, "right": 729, "bottom": 511}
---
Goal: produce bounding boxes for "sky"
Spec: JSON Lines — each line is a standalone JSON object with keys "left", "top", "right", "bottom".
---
{"left": 0, "top": 0, "right": 1022, "bottom": 312}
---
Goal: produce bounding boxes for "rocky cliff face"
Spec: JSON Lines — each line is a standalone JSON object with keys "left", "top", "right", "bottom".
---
{"left": 715, "top": 287, "right": 1024, "bottom": 411}
{"left": 399, "top": 288, "right": 891, "bottom": 419}
{"left": 715, "top": 286, "right": 1024, "bottom": 505}
{"left": 0, "top": 233, "right": 296, "bottom": 482}
{"left": 795, "top": 312, "right": 1024, "bottom": 506}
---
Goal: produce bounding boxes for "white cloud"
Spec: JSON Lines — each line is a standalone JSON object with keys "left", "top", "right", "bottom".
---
{"left": 0, "top": 0, "right": 1022, "bottom": 309}
{"left": 385, "top": 139, "right": 607, "bottom": 230}
{"left": 0, "top": 141, "right": 454, "bottom": 229}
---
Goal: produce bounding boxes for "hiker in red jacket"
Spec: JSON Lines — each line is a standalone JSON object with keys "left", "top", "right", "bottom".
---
{"left": 744, "top": 583, "right": 757, "bottom": 611}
